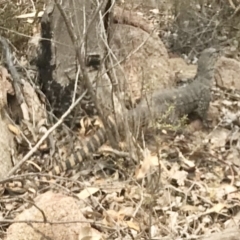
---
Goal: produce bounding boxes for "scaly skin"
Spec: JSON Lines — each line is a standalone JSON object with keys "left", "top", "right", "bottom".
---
{"left": 128, "top": 48, "right": 218, "bottom": 126}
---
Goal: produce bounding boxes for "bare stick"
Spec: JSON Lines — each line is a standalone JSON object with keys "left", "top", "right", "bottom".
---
{"left": 54, "top": 0, "right": 117, "bottom": 148}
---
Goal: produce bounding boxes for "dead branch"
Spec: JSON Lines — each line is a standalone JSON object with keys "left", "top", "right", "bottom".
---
{"left": 54, "top": 0, "right": 118, "bottom": 148}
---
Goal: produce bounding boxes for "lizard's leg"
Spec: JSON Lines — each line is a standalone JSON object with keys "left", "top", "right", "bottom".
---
{"left": 196, "top": 89, "right": 211, "bottom": 127}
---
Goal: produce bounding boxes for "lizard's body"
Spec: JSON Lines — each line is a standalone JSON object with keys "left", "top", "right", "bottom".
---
{"left": 0, "top": 38, "right": 218, "bottom": 191}
{"left": 128, "top": 48, "right": 217, "bottom": 127}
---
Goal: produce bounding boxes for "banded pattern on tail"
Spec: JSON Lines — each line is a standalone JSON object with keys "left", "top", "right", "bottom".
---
{"left": 48, "top": 125, "right": 108, "bottom": 176}
{"left": 3, "top": 116, "right": 115, "bottom": 192}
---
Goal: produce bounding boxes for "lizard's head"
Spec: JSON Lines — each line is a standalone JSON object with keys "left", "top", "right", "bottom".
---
{"left": 197, "top": 47, "right": 219, "bottom": 79}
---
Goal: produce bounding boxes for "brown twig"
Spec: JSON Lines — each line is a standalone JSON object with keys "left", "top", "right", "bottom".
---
{"left": 54, "top": 0, "right": 118, "bottom": 149}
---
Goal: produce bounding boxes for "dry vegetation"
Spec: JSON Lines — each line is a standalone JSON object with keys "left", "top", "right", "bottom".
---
{"left": 1, "top": 0, "right": 240, "bottom": 239}
{"left": 161, "top": 0, "right": 240, "bottom": 57}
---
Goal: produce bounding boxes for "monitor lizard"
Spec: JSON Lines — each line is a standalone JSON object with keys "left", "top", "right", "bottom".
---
{"left": 128, "top": 47, "right": 217, "bottom": 128}
{"left": 0, "top": 36, "right": 218, "bottom": 192}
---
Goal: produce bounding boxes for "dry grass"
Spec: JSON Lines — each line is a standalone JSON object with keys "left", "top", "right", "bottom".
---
{"left": 160, "top": 0, "right": 240, "bottom": 57}
{"left": 0, "top": 0, "right": 43, "bottom": 51}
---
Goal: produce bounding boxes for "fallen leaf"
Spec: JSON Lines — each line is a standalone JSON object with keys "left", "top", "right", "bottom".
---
{"left": 77, "top": 187, "right": 99, "bottom": 200}
{"left": 205, "top": 203, "right": 226, "bottom": 214}
{"left": 8, "top": 124, "right": 20, "bottom": 135}
{"left": 171, "top": 170, "right": 188, "bottom": 186}
{"left": 126, "top": 221, "right": 140, "bottom": 231}
{"left": 135, "top": 148, "right": 159, "bottom": 179}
